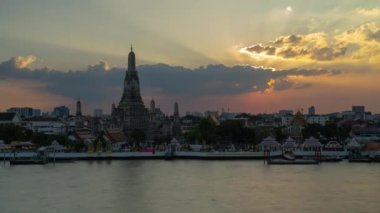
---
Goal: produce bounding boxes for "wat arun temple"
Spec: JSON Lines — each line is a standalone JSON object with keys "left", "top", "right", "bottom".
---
{"left": 112, "top": 47, "right": 150, "bottom": 137}
{"left": 111, "top": 47, "right": 181, "bottom": 141}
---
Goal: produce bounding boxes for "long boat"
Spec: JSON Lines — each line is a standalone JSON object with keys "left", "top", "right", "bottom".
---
{"left": 268, "top": 159, "right": 319, "bottom": 165}
{"left": 320, "top": 156, "right": 344, "bottom": 162}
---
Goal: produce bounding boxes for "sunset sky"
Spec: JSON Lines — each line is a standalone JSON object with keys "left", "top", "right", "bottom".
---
{"left": 1, "top": 0, "right": 380, "bottom": 115}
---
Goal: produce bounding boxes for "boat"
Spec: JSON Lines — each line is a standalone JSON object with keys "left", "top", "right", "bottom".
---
{"left": 268, "top": 159, "right": 319, "bottom": 165}
{"left": 348, "top": 158, "right": 372, "bottom": 163}
{"left": 283, "top": 153, "right": 295, "bottom": 160}
{"left": 9, "top": 149, "right": 48, "bottom": 165}
{"left": 320, "top": 156, "right": 343, "bottom": 162}
{"left": 372, "top": 155, "right": 380, "bottom": 162}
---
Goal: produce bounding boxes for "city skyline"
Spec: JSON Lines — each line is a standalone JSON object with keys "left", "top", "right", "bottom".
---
{"left": 1, "top": 1, "right": 380, "bottom": 114}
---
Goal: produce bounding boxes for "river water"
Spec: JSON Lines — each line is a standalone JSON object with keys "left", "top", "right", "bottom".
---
{"left": 0, "top": 160, "right": 379, "bottom": 213}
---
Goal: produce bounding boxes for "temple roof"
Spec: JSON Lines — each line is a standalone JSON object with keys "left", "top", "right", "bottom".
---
{"left": 282, "top": 137, "right": 297, "bottom": 148}
{"left": 290, "top": 110, "right": 308, "bottom": 126}
{"left": 346, "top": 138, "right": 360, "bottom": 148}
{"left": 325, "top": 140, "right": 343, "bottom": 148}
{"left": 302, "top": 137, "right": 322, "bottom": 147}
{"left": 104, "top": 129, "right": 127, "bottom": 143}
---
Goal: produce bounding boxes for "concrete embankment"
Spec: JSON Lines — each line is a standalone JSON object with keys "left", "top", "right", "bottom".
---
{"left": 1, "top": 150, "right": 349, "bottom": 161}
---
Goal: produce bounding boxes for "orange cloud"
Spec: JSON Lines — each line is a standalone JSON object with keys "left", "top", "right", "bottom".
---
{"left": 356, "top": 7, "right": 380, "bottom": 17}
{"left": 10, "top": 55, "right": 37, "bottom": 69}
{"left": 240, "top": 22, "right": 380, "bottom": 65}
{"left": 241, "top": 32, "right": 347, "bottom": 62}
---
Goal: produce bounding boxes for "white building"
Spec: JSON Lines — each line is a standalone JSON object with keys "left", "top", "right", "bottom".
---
{"left": 185, "top": 112, "right": 204, "bottom": 117}
{"left": 281, "top": 115, "right": 293, "bottom": 126}
{"left": 351, "top": 126, "right": 380, "bottom": 142}
{"left": 93, "top": 109, "right": 103, "bottom": 117}
{"left": 307, "top": 115, "right": 330, "bottom": 126}
{"left": 24, "top": 119, "right": 67, "bottom": 135}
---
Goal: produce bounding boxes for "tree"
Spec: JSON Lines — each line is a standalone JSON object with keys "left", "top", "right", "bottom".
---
{"left": 302, "top": 124, "right": 323, "bottom": 139}
{"left": 130, "top": 129, "right": 146, "bottom": 148}
{"left": 274, "top": 127, "right": 287, "bottom": 142}
{"left": 185, "top": 118, "right": 218, "bottom": 145}
{"left": 336, "top": 124, "right": 351, "bottom": 142}
{"left": 219, "top": 120, "right": 243, "bottom": 144}
{"left": 321, "top": 122, "right": 338, "bottom": 141}
{"left": 0, "top": 125, "right": 29, "bottom": 143}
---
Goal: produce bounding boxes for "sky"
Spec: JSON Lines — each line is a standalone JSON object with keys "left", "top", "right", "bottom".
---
{"left": 1, "top": 0, "right": 380, "bottom": 115}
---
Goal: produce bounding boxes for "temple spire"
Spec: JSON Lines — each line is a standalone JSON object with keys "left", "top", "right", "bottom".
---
{"left": 128, "top": 45, "right": 136, "bottom": 71}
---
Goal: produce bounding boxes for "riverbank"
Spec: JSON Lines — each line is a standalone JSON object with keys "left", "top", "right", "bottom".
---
{"left": 2, "top": 150, "right": 379, "bottom": 161}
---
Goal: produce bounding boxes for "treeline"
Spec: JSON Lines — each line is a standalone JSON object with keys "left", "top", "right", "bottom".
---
{"left": 185, "top": 118, "right": 352, "bottom": 146}
{"left": 0, "top": 119, "right": 353, "bottom": 150}
{"left": 0, "top": 125, "right": 84, "bottom": 151}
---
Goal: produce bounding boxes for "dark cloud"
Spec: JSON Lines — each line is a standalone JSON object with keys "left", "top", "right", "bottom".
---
{"left": 310, "top": 47, "right": 347, "bottom": 61}
{"left": 0, "top": 56, "right": 341, "bottom": 106}
{"left": 274, "top": 34, "right": 303, "bottom": 45}
{"left": 246, "top": 44, "right": 276, "bottom": 55}
{"left": 272, "top": 78, "right": 294, "bottom": 91}
{"left": 277, "top": 47, "right": 308, "bottom": 58}
{"left": 365, "top": 27, "right": 380, "bottom": 41}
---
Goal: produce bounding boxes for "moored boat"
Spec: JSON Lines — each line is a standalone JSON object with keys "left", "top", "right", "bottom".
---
{"left": 320, "top": 156, "right": 343, "bottom": 162}
{"left": 268, "top": 159, "right": 319, "bottom": 165}
{"left": 348, "top": 158, "right": 371, "bottom": 163}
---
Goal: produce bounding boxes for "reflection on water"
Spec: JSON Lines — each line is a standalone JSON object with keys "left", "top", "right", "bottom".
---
{"left": 0, "top": 160, "right": 379, "bottom": 213}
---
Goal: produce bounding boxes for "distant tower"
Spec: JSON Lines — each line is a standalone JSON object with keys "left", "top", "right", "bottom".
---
{"left": 147, "top": 98, "right": 160, "bottom": 142}
{"left": 174, "top": 101, "right": 179, "bottom": 122}
{"left": 76, "top": 99, "right": 82, "bottom": 116}
{"left": 308, "top": 106, "right": 316, "bottom": 115}
{"left": 172, "top": 101, "right": 181, "bottom": 137}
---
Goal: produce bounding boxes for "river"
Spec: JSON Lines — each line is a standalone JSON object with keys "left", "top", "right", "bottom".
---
{"left": 0, "top": 160, "right": 379, "bottom": 213}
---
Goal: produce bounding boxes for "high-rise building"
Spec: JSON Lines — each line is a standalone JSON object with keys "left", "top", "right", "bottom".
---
{"left": 94, "top": 109, "right": 103, "bottom": 117}
{"left": 112, "top": 47, "right": 150, "bottom": 138}
{"left": 52, "top": 106, "right": 70, "bottom": 118}
{"left": 308, "top": 106, "right": 316, "bottom": 115}
{"left": 6, "top": 107, "right": 41, "bottom": 118}
{"left": 352, "top": 106, "right": 365, "bottom": 114}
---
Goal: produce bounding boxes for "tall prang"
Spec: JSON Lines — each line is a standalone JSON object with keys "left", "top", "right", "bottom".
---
{"left": 113, "top": 46, "right": 150, "bottom": 138}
